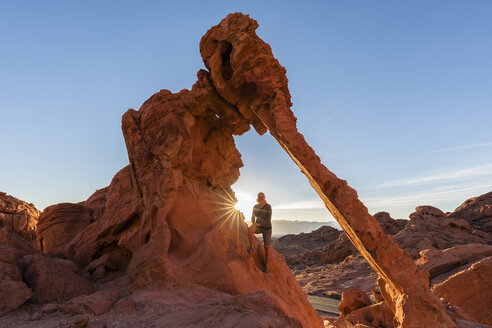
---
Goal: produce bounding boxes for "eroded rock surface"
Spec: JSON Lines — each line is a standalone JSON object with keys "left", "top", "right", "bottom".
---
{"left": 20, "top": 254, "right": 94, "bottom": 303}
{"left": 394, "top": 205, "right": 491, "bottom": 258}
{"left": 36, "top": 203, "right": 92, "bottom": 256}
{"left": 452, "top": 191, "right": 492, "bottom": 232}
{"left": 433, "top": 256, "right": 492, "bottom": 325}
{"left": 0, "top": 192, "right": 39, "bottom": 241}
{"left": 4, "top": 12, "right": 492, "bottom": 328}
{"left": 0, "top": 227, "right": 37, "bottom": 315}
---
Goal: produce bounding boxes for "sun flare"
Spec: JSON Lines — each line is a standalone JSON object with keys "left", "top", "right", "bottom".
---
{"left": 233, "top": 191, "right": 255, "bottom": 219}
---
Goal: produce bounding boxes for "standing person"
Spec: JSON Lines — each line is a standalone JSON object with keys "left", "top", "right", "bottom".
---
{"left": 248, "top": 192, "right": 272, "bottom": 273}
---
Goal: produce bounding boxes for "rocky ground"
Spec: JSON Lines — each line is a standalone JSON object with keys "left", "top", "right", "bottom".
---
{"left": 273, "top": 192, "right": 492, "bottom": 327}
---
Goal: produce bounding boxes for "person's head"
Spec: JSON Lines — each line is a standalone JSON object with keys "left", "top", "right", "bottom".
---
{"left": 257, "top": 192, "right": 266, "bottom": 203}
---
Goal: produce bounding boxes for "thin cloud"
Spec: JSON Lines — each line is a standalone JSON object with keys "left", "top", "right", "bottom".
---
{"left": 363, "top": 184, "right": 492, "bottom": 208}
{"left": 274, "top": 199, "right": 325, "bottom": 211}
{"left": 426, "top": 142, "right": 492, "bottom": 153}
{"left": 371, "top": 164, "right": 492, "bottom": 189}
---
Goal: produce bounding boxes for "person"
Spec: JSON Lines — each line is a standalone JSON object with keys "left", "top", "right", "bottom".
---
{"left": 247, "top": 192, "right": 272, "bottom": 273}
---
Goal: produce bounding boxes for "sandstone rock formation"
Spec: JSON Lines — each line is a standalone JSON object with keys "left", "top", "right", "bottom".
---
{"left": 0, "top": 192, "right": 39, "bottom": 241}
{"left": 20, "top": 253, "right": 94, "bottom": 303}
{"left": 0, "top": 227, "right": 36, "bottom": 315}
{"left": 394, "top": 205, "right": 491, "bottom": 258}
{"left": 36, "top": 203, "right": 92, "bottom": 256}
{"left": 19, "top": 14, "right": 324, "bottom": 327}
{"left": 338, "top": 288, "right": 372, "bottom": 317}
{"left": 273, "top": 225, "right": 341, "bottom": 268}
{"left": 4, "top": 12, "right": 492, "bottom": 328}
{"left": 452, "top": 191, "right": 492, "bottom": 232}
{"left": 433, "top": 256, "right": 492, "bottom": 325}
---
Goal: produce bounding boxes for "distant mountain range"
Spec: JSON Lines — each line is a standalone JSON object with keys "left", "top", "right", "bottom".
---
{"left": 271, "top": 220, "right": 340, "bottom": 238}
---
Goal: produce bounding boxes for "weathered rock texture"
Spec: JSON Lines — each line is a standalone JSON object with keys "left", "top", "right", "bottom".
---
{"left": 0, "top": 227, "right": 36, "bottom": 315}
{"left": 5, "top": 12, "right": 487, "bottom": 327}
{"left": 433, "top": 256, "right": 492, "bottom": 325}
{"left": 20, "top": 254, "right": 94, "bottom": 303}
{"left": 200, "top": 13, "right": 454, "bottom": 328}
{"left": 394, "top": 205, "right": 491, "bottom": 258}
{"left": 452, "top": 191, "right": 492, "bottom": 232}
{"left": 0, "top": 192, "right": 39, "bottom": 241}
{"left": 36, "top": 203, "right": 92, "bottom": 255}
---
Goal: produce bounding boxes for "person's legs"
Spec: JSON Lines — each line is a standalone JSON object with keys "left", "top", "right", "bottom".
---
{"left": 247, "top": 225, "right": 256, "bottom": 253}
{"left": 262, "top": 229, "right": 272, "bottom": 272}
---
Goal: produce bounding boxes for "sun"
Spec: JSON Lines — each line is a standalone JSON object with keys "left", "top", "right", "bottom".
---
{"left": 234, "top": 191, "right": 255, "bottom": 219}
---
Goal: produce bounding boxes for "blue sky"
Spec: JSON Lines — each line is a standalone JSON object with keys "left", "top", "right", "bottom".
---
{"left": 1, "top": 1, "right": 491, "bottom": 223}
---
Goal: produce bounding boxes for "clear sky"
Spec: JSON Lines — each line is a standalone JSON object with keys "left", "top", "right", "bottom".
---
{"left": 1, "top": 1, "right": 491, "bottom": 223}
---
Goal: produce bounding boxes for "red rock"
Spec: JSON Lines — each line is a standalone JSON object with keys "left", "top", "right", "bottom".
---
{"left": 73, "top": 314, "right": 91, "bottom": 327}
{"left": 30, "top": 311, "right": 42, "bottom": 321}
{"left": 131, "top": 286, "right": 302, "bottom": 327}
{"left": 451, "top": 191, "right": 492, "bottom": 232}
{"left": 417, "top": 243, "right": 492, "bottom": 278}
{"left": 201, "top": 13, "right": 454, "bottom": 328}
{"left": 113, "top": 297, "right": 136, "bottom": 313}
{"left": 41, "top": 303, "right": 58, "bottom": 314}
{"left": 373, "top": 212, "right": 406, "bottom": 235}
{"left": 63, "top": 290, "right": 119, "bottom": 315}
{"left": 83, "top": 187, "right": 107, "bottom": 222}
{"left": 0, "top": 226, "right": 37, "bottom": 315}
{"left": 345, "top": 302, "right": 394, "bottom": 328}
{"left": 0, "top": 277, "right": 32, "bottom": 315}
{"left": 20, "top": 253, "right": 94, "bottom": 303}
{"left": 433, "top": 256, "right": 492, "bottom": 325}
{"left": 272, "top": 225, "right": 341, "bottom": 268}
{"left": 394, "top": 205, "right": 491, "bottom": 258}
{"left": 322, "top": 233, "right": 357, "bottom": 264}
{"left": 338, "top": 288, "right": 372, "bottom": 317}
{"left": 35, "top": 203, "right": 92, "bottom": 255}
{"left": 0, "top": 192, "right": 39, "bottom": 241}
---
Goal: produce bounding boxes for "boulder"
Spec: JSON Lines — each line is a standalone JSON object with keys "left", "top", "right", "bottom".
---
{"left": 345, "top": 302, "right": 394, "bottom": 328}
{"left": 338, "top": 288, "right": 372, "bottom": 317}
{"left": 63, "top": 290, "right": 119, "bottom": 315}
{"left": 0, "top": 277, "right": 32, "bottom": 315}
{"left": 0, "top": 226, "right": 37, "bottom": 315}
{"left": 433, "top": 256, "right": 492, "bottom": 325}
{"left": 0, "top": 192, "right": 39, "bottom": 241}
{"left": 20, "top": 253, "right": 94, "bottom": 303}
{"left": 417, "top": 243, "right": 492, "bottom": 278}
